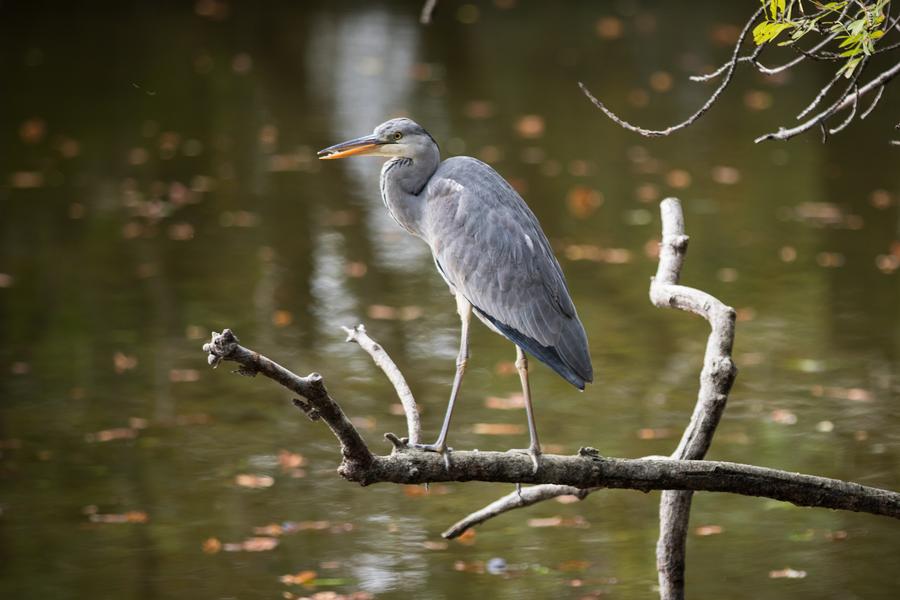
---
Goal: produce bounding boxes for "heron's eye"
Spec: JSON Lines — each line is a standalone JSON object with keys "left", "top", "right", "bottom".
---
{"left": 393, "top": 132, "right": 403, "bottom": 141}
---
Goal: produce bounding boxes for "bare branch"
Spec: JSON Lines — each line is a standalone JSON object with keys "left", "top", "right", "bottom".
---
{"left": 756, "top": 57, "right": 900, "bottom": 142}
{"left": 420, "top": 0, "right": 438, "bottom": 25}
{"left": 442, "top": 484, "right": 589, "bottom": 539}
{"left": 829, "top": 85, "right": 860, "bottom": 134}
{"left": 796, "top": 68, "right": 845, "bottom": 120}
{"left": 860, "top": 84, "right": 886, "bottom": 118}
{"left": 203, "top": 329, "right": 374, "bottom": 473}
{"left": 342, "top": 324, "right": 421, "bottom": 445}
{"left": 649, "top": 198, "right": 737, "bottom": 600}
{"left": 754, "top": 56, "right": 870, "bottom": 143}
{"left": 578, "top": 7, "right": 765, "bottom": 138}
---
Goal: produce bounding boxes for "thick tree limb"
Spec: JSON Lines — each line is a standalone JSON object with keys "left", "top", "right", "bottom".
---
{"left": 200, "top": 326, "right": 900, "bottom": 516}
{"left": 650, "top": 198, "right": 736, "bottom": 600}
{"left": 342, "top": 324, "right": 421, "bottom": 445}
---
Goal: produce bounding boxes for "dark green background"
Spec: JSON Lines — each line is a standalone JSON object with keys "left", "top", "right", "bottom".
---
{"left": 1, "top": 1, "right": 898, "bottom": 598}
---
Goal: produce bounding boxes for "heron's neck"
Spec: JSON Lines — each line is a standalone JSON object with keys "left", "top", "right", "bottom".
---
{"left": 379, "top": 148, "right": 439, "bottom": 237}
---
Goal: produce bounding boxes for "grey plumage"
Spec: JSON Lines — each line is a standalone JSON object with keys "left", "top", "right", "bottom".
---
{"left": 423, "top": 157, "right": 592, "bottom": 389}
{"left": 319, "top": 117, "right": 593, "bottom": 468}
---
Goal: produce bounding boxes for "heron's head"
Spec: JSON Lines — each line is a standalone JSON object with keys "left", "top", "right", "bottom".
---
{"left": 317, "top": 118, "right": 437, "bottom": 161}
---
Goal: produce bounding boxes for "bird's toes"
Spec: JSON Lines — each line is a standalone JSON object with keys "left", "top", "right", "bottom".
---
{"left": 412, "top": 442, "right": 453, "bottom": 471}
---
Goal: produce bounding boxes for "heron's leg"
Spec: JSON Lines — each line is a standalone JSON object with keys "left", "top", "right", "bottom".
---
{"left": 515, "top": 345, "right": 542, "bottom": 473}
{"left": 415, "top": 294, "right": 471, "bottom": 468}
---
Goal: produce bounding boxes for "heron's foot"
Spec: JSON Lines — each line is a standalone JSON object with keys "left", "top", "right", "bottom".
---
{"left": 412, "top": 442, "right": 453, "bottom": 470}
{"left": 508, "top": 447, "right": 542, "bottom": 474}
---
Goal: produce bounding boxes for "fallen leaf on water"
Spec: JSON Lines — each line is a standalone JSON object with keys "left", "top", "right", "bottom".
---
{"left": 876, "top": 253, "right": 900, "bottom": 274}
{"left": 779, "top": 246, "right": 797, "bottom": 262}
{"left": 494, "top": 361, "right": 517, "bottom": 376}
{"left": 649, "top": 71, "right": 673, "bottom": 93}
{"left": 278, "top": 450, "right": 307, "bottom": 470}
{"left": 484, "top": 394, "right": 525, "bottom": 410}
{"left": 175, "top": 413, "right": 211, "bottom": 425}
{"left": 810, "top": 386, "right": 871, "bottom": 402}
{"left": 129, "top": 417, "right": 148, "bottom": 429}
{"left": 0, "top": 273, "right": 14, "bottom": 288}
{"left": 665, "top": 169, "right": 692, "bottom": 189}
{"left": 273, "top": 310, "right": 294, "bottom": 327}
{"left": 528, "top": 516, "right": 563, "bottom": 528}
{"left": 456, "top": 529, "right": 477, "bottom": 545}
{"left": 345, "top": 261, "right": 367, "bottom": 278}
{"left": 202, "top": 537, "right": 222, "bottom": 554}
{"left": 85, "top": 427, "right": 138, "bottom": 443}
{"left": 558, "top": 559, "right": 591, "bottom": 572}
{"left": 10, "top": 362, "right": 29, "bottom": 375}
{"left": 826, "top": 530, "right": 848, "bottom": 541}
{"left": 350, "top": 416, "right": 376, "bottom": 430}
{"left": 816, "top": 252, "right": 845, "bottom": 268}
{"left": 90, "top": 511, "right": 149, "bottom": 524}
{"left": 235, "top": 474, "right": 274, "bottom": 489}
{"left": 423, "top": 540, "right": 448, "bottom": 550}
{"left": 403, "top": 484, "right": 450, "bottom": 497}
{"left": 220, "top": 211, "right": 259, "bottom": 227}
{"left": 735, "top": 307, "right": 756, "bottom": 322}
{"left": 711, "top": 165, "right": 741, "bottom": 185}
{"left": 169, "top": 369, "right": 200, "bottom": 382}
{"left": 20, "top": 118, "right": 46, "bottom": 144}
{"left": 555, "top": 495, "right": 582, "bottom": 505}
{"left": 717, "top": 267, "right": 738, "bottom": 282}
{"left": 770, "top": 409, "right": 798, "bottom": 425}
{"left": 464, "top": 100, "right": 494, "bottom": 119}
{"left": 472, "top": 423, "right": 525, "bottom": 435}
{"left": 595, "top": 16, "right": 624, "bottom": 39}
{"left": 280, "top": 570, "right": 317, "bottom": 585}
{"left": 254, "top": 523, "right": 286, "bottom": 537}
{"left": 637, "top": 427, "right": 673, "bottom": 440}
{"left": 167, "top": 223, "right": 194, "bottom": 241}
{"left": 564, "top": 245, "right": 632, "bottom": 264}
{"left": 635, "top": 182, "right": 660, "bottom": 203}
{"left": 769, "top": 568, "right": 807, "bottom": 579}
{"left": 566, "top": 186, "right": 604, "bottom": 218}
{"left": 870, "top": 189, "right": 894, "bottom": 209}
{"left": 515, "top": 115, "right": 545, "bottom": 139}
{"left": 225, "top": 536, "right": 279, "bottom": 552}
{"left": 454, "top": 559, "right": 484, "bottom": 572}
{"left": 694, "top": 525, "right": 724, "bottom": 536}
{"left": 366, "top": 305, "right": 423, "bottom": 321}
{"left": 113, "top": 352, "right": 138, "bottom": 373}
{"left": 744, "top": 89, "right": 773, "bottom": 111}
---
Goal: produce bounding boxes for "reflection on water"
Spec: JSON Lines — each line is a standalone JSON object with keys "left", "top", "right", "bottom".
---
{"left": 1, "top": 1, "right": 898, "bottom": 599}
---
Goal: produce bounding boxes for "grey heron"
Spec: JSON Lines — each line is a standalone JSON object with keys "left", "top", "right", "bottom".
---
{"left": 318, "top": 118, "right": 593, "bottom": 470}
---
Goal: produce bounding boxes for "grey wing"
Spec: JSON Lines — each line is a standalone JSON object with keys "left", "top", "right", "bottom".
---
{"left": 423, "top": 161, "right": 593, "bottom": 389}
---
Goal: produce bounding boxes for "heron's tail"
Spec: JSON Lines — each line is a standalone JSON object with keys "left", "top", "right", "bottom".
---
{"left": 480, "top": 311, "right": 593, "bottom": 390}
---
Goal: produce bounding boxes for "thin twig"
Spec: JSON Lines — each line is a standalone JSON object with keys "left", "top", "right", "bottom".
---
{"left": 342, "top": 324, "right": 421, "bottom": 445}
{"left": 579, "top": 6, "right": 765, "bottom": 137}
{"left": 797, "top": 68, "right": 845, "bottom": 120}
{"left": 829, "top": 84, "right": 860, "bottom": 134}
{"left": 442, "top": 484, "right": 589, "bottom": 539}
{"left": 860, "top": 83, "right": 885, "bottom": 118}
{"left": 755, "top": 56, "right": 871, "bottom": 142}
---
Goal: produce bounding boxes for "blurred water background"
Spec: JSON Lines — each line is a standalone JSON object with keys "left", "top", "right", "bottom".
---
{"left": 1, "top": 1, "right": 898, "bottom": 598}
